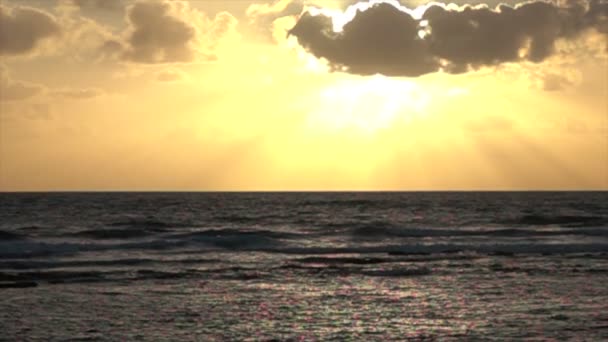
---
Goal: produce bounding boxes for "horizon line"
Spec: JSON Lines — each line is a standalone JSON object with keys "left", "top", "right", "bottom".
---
{"left": 1, "top": 189, "right": 607, "bottom": 194}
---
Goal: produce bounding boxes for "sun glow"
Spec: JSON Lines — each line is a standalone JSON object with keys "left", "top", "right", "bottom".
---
{"left": 305, "top": 0, "right": 445, "bottom": 34}
{"left": 306, "top": 75, "right": 430, "bottom": 133}
{"left": 307, "top": 0, "right": 409, "bottom": 32}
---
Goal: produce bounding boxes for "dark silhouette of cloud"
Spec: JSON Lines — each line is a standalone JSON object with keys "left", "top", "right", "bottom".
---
{"left": 288, "top": 0, "right": 608, "bottom": 77}
{"left": 99, "top": 0, "right": 237, "bottom": 64}
{"left": 122, "top": 1, "right": 197, "bottom": 63}
{"left": 98, "top": 39, "right": 125, "bottom": 60}
{"left": 70, "top": 0, "right": 124, "bottom": 11}
{"left": 0, "top": 5, "right": 61, "bottom": 56}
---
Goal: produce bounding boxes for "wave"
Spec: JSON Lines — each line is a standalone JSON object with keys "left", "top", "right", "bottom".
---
{"left": 170, "top": 229, "right": 306, "bottom": 249}
{"left": 0, "top": 268, "right": 214, "bottom": 285}
{"left": 268, "top": 243, "right": 608, "bottom": 256}
{"left": 0, "top": 228, "right": 301, "bottom": 258}
{"left": 134, "top": 269, "right": 203, "bottom": 281}
{"left": 0, "top": 230, "right": 24, "bottom": 241}
{"left": 105, "top": 218, "right": 191, "bottom": 229}
{"left": 2, "top": 251, "right": 606, "bottom": 286}
{"left": 0, "top": 266, "right": 269, "bottom": 285}
{"left": 2, "top": 228, "right": 607, "bottom": 259}
{"left": 0, "top": 270, "right": 107, "bottom": 284}
{"left": 361, "top": 267, "right": 432, "bottom": 277}
{"left": 0, "top": 257, "right": 220, "bottom": 270}
{"left": 173, "top": 228, "right": 303, "bottom": 240}
{"left": 499, "top": 214, "right": 608, "bottom": 227}
{"left": 70, "top": 228, "right": 161, "bottom": 239}
{"left": 301, "top": 198, "right": 378, "bottom": 207}
{"left": 212, "top": 213, "right": 294, "bottom": 224}
{"left": 16, "top": 225, "right": 45, "bottom": 231}
{"left": 294, "top": 256, "right": 390, "bottom": 265}
{"left": 2, "top": 258, "right": 605, "bottom": 287}
{"left": 347, "top": 225, "right": 608, "bottom": 239}
{"left": 0, "top": 281, "right": 38, "bottom": 288}
{"left": 0, "top": 239, "right": 190, "bottom": 259}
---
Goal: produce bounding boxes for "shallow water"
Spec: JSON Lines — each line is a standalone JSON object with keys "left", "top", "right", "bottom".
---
{"left": 1, "top": 192, "right": 607, "bottom": 340}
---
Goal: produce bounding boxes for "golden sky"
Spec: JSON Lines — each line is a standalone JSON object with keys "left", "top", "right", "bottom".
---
{"left": 0, "top": 0, "right": 607, "bottom": 191}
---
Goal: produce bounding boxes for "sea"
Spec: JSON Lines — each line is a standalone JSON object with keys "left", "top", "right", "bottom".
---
{"left": 1, "top": 192, "right": 607, "bottom": 341}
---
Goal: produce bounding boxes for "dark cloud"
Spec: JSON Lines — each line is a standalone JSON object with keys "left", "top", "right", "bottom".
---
{"left": 587, "top": 0, "right": 608, "bottom": 33}
{"left": 288, "top": 0, "right": 608, "bottom": 77}
{"left": 98, "top": 39, "right": 125, "bottom": 60}
{"left": 70, "top": 0, "right": 124, "bottom": 11}
{"left": 0, "top": 5, "right": 61, "bottom": 56}
{"left": 291, "top": 2, "right": 437, "bottom": 76}
{"left": 122, "top": 1, "right": 198, "bottom": 63}
{"left": 102, "top": 1, "right": 236, "bottom": 64}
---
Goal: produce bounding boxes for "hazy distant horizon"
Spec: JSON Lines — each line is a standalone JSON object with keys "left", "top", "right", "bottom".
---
{"left": 2, "top": 188, "right": 608, "bottom": 193}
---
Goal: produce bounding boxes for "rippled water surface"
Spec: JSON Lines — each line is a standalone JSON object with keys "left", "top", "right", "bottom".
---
{"left": 1, "top": 192, "right": 607, "bottom": 340}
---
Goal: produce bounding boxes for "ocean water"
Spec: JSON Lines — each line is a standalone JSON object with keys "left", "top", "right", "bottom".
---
{"left": 1, "top": 192, "right": 607, "bottom": 341}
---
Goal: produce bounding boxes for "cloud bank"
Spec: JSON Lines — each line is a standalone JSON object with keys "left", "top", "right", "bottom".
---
{"left": 98, "top": 0, "right": 237, "bottom": 64}
{"left": 122, "top": 1, "right": 199, "bottom": 63}
{"left": 288, "top": 0, "right": 608, "bottom": 76}
{"left": 70, "top": 0, "right": 124, "bottom": 11}
{"left": 0, "top": 5, "right": 61, "bottom": 56}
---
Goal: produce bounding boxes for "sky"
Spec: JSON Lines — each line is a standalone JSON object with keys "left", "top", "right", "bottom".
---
{"left": 0, "top": 0, "right": 606, "bottom": 191}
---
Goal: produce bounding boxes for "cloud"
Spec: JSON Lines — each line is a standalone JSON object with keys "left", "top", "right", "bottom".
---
{"left": 98, "top": 0, "right": 237, "bottom": 64}
{"left": 122, "top": 1, "right": 197, "bottom": 63}
{"left": 51, "top": 88, "right": 104, "bottom": 99}
{"left": 288, "top": 0, "right": 608, "bottom": 77}
{"left": 156, "top": 68, "right": 187, "bottom": 82}
{"left": 98, "top": 39, "right": 125, "bottom": 60}
{"left": 69, "top": 0, "right": 124, "bottom": 11}
{"left": 0, "top": 78, "right": 45, "bottom": 101}
{"left": 0, "top": 5, "right": 61, "bottom": 56}
{"left": 247, "top": 0, "right": 306, "bottom": 38}
{"left": 209, "top": 11, "right": 239, "bottom": 42}
{"left": 246, "top": 0, "right": 363, "bottom": 40}
{"left": 52, "top": 6, "right": 120, "bottom": 62}
{"left": 541, "top": 72, "right": 578, "bottom": 91}
{"left": 0, "top": 65, "right": 45, "bottom": 101}
{"left": 1, "top": 64, "right": 103, "bottom": 102}
{"left": 0, "top": 3, "right": 119, "bottom": 61}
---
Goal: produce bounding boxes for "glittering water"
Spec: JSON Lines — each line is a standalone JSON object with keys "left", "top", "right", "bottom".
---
{"left": 1, "top": 192, "right": 607, "bottom": 340}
